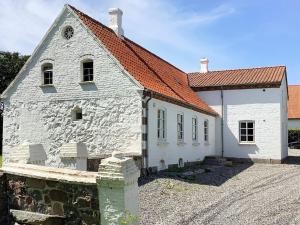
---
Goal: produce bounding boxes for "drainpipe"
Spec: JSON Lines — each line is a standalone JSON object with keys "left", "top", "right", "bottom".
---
{"left": 221, "top": 88, "right": 224, "bottom": 158}
{"left": 142, "top": 90, "right": 152, "bottom": 172}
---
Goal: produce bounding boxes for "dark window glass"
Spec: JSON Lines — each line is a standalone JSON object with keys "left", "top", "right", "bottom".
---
{"left": 43, "top": 64, "right": 53, "bottom": 85}
{"left": 83, "top": 61, "right": 93, "bottom": 82}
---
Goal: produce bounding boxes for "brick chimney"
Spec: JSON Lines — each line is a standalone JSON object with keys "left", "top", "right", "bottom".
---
{"left": 108, "top": 8, "right": 124, "bottom": 38}
{"left": 200, "top": 58, "right": 209, "bottom": 73}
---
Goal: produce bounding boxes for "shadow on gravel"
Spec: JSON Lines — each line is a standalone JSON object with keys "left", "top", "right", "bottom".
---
{"left": 283, "top": 156, "right": 300, "bottom": 165}
{"left": 139, "top": 162, "right": 253, "bottom": 187}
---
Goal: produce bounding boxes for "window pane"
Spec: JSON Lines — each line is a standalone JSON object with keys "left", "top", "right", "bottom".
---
{"left": 240, "top": 122, "right": 246, "bottom": 128}
{"left": 248, "top": 136, "right": 254, "bottom": 142}
{"left": 241, "top": 136, "right": 247, "bottom": 141}
{"left": 248, "top": 129, "right": 254, "bottom": 135}
{"left": 241, "top": 129, "right": 246, "bottom": 135}
{"left": 248, "top": 122, "right": 254, "bottom": 128}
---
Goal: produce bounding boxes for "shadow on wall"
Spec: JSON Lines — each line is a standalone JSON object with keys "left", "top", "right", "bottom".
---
{"left": 79, "top": 82, "right": 98, "bottom": 91}
{"left": 222, "top": 100, "right": 259, "bottom": 159}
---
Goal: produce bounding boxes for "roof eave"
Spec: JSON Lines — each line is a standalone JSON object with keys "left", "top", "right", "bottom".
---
{"left": 144, "top": 90, "right": 218, "bottom": 117}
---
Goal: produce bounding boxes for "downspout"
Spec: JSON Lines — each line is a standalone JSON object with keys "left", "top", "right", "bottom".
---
{"left": 142, "top": 90, "right": 152, "bottom": 172}
{"left": 221, "top": 88, "right": 224, "bottom": 158}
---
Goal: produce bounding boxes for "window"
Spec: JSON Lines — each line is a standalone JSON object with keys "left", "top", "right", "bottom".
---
{"left": 72, "top": 107, "right": 83, "bottom": 121}
{"left": 192, "top": 117, "right": 198, "bottom": 141}
{"left": 82, "top": 60, "right": 94, "bottom": 82}
{"left": 239, "top": 121, "right": 255, "bottom": 143}
{"left": 42, "top": 63, "right": 53, "bottom": 85}
{"left": 204, "top": 119, "right": 209, "bottom": 142}
{"left": 177, "top": 114, "right": 184, "bottom": 141}
{"left": 157, "top": 109, "right": 166, "bottom": 140}
{"left": 63, "top": 26, "right": 74, "bottom": 40}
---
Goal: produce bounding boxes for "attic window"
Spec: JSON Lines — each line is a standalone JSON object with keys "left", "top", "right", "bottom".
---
{"left": 42, "top": 63, "right": 53, "bottom": 85}
{"left": 72, "top": 107, "right": 83, "bottom": 121}
{"left": 63, "top": 26, "right": 74, "bottom": 40}
{"left": 82, "top": 60, "right": 94, "bottom": 82}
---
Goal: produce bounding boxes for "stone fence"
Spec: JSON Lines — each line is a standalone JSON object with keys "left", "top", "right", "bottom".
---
{"left": 0, "top": 153, "right": 140, "bottom": 225}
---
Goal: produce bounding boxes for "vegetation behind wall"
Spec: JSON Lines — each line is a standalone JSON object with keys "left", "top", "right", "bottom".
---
{"left": 288, "top": 128, "right": 300, "bottom": 143}
{"left": 0, "top": 51, "right": 30, "bottom": 154}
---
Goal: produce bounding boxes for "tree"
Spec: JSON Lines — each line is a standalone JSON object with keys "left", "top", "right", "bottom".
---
{"left": 0, "top": 51, "right": 30, "bottom": 154}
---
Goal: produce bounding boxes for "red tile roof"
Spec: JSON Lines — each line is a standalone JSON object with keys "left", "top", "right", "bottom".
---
{"left": 288, "top": 85, "right": 300, "bottom": 119}
{"left": 189, "top": 66, "right": 286, "bottom": 91}
{"left": 69, "top": 5, "right": 217, "bottom": 116}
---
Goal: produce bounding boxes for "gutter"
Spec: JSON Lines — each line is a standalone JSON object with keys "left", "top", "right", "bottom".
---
{"left": 221, "top": 88, "right": 224, "bottom": 157}
{"left": 142, "top": 90, "right": 152, "bottom": 172}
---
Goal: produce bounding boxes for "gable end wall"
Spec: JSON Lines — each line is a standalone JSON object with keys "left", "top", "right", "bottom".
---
{"left": 2, "top": 9, "right": 142, "bottom": 166}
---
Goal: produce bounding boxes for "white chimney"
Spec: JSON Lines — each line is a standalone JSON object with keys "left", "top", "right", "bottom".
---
{"left": 200, "top": 58, "right": 209, "bottom": 73}
{"left": 108, "top": 8, "right": 124, "bottom": 37}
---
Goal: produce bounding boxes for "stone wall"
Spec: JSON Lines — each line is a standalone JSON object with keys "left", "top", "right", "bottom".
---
{"left": 0, "top": 163, "right": 100, "bottom": 225}
{"left": 7, "top": 174, "right": 99, "bottom": 225}
{"left": 0, "top": 172, "right": 9, "bottom": 225}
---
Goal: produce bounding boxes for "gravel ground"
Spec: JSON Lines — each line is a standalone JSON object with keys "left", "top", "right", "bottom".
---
{"left": 139, "top": 158, "right": 300, "bottom": 225}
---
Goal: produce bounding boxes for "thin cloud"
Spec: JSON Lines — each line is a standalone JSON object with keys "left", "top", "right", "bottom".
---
{"left": 0, "top": 0, "right": 237, "bottom": 71}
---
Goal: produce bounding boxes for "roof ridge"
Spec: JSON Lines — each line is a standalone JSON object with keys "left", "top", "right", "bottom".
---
{"left": 188, "top": 65, "right": 286, "bottom": 74}
{"left": 68, "top": 4, "right": 116, "bottom": 34}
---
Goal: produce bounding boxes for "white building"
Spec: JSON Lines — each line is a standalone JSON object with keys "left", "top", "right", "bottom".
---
{"left": 0, "top": 5, "right": 288, "bottom": 171}
{"left": 288, "top": 85, "right": 300, "bottom": 129}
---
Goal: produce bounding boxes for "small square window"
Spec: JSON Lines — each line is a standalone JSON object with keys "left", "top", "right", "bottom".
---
{"left": 239, "top": 121, "right": 255, "bottom": 143}
{"left": 72, "top": 107, "right": 83, "bottom": 121}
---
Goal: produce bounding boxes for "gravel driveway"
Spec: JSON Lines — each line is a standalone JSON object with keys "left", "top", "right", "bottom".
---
{"left": 139, "top": 160, "right": 300, "bottom": 225}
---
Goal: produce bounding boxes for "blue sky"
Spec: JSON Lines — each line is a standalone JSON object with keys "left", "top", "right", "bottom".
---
{"left": 0, "top": 0, "right": 299, "bottom": 84}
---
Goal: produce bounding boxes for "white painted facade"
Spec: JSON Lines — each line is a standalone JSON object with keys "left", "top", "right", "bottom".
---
{"left": 288, "top": 120, "right": 300, "bottom": 129}
{"left": 147, "top": 98, "right": 215, "bottom": 169}
{"left": 198, "top": 77, "right": 288, "bottom": 161}
{"left": 2, "top": 8, "right": 143, "bottom": 166}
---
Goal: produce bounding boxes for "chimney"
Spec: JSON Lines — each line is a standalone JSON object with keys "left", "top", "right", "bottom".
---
{"left": 108, "top": 8, "right": 124, "bottom": 37}
{"left": 200, "top": 58, "right": 209, "bottom": 73}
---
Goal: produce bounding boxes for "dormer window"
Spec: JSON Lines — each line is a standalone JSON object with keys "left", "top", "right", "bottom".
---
{"left": 82, "top": 60, "right": 93, "bottom": 82}
{"left": 42, "top": 63, "right": 53, "bottom": 85}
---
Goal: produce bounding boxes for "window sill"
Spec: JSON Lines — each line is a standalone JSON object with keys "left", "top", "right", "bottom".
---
{"left": 239, "top": 142, "right": 256, "bottom": 145}
{"left": 192, "top": 142, "right": 200, "bottom": 146}
{"left": 157, "top": 140, "right": 169, "bottom": 146}
{"left": 177, "top": 141, "right": 186, "bottom": 146}
{"left": 79, "top": 81, "right": 95, "bottom": 85}
{"left": 39, "top": 84, "right": 54, "bottom": 87}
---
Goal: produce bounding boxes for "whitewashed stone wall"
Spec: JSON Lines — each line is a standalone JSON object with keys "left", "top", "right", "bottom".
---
{"left": 147, "top": 98, "right": 216, "bottom": 170}
{"left": 198, "top": 79, "right": 288, "bottom": 161}
{"left": 2, "top": 8, "right": 143, "bottom": 166}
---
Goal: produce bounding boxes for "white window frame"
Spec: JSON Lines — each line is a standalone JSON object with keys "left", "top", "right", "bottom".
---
{"left": 204, "top": 119, "right": 209, "bottom": 142}
{"left": 42, "top": 63, "right": 53, "bottom": 85}
{"left": 192, "top": 116, "right": 198, "bottom": 142}
{"left": 177, "top": 113, "right": 184, "bottom": 142}
{"left": 239, "top": 120, "right": 255, "bottom": 143}
{"left": 157, "top": 109, "right": 166, "bottom": 140}
{"left": 81, "top": 59, "right": 94, "bottom": 82}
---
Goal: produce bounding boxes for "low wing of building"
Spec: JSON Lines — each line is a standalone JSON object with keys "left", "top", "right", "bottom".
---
{"left": 189, "top": 64, "right": 288, "bottom": 162}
